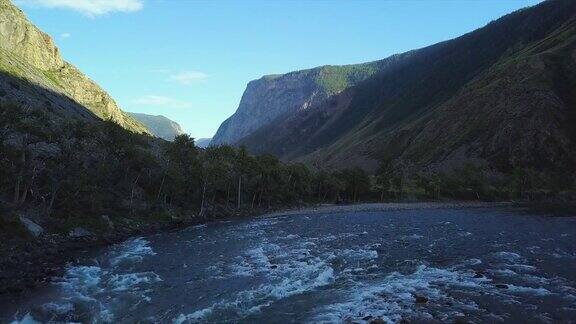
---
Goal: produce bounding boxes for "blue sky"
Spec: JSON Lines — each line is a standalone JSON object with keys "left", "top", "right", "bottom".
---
{"left": 17, "top": 0, "right": 541, "bottom": 139}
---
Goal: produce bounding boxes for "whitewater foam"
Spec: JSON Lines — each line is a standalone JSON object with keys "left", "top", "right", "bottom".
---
{"left": 310, "top": 264, "right": 488, "bottom": 323}
{"left": 110, "top": 237, "right": 156, "bottom": 267}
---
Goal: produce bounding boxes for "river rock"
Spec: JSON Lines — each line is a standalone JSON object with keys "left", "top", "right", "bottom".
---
{"left": 369, "top": 319, "right": 386, "bottom": 324}
{"left": 19, "top": 217, "right": 43, "bottom": 237}
{"left": 414, "top": 295, "right": 428, "bottom": 303}
{"left": 68, "top": 227, "right": 94, "bottom": 239}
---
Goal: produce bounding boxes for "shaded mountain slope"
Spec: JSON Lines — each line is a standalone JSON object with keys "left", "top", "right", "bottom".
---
{"left": 128, "top": 113, "right": 184, "bottom": 141}
{"left": 0, "top": 0, "right": 148, "bottom": 134}
{"left": 211, "top": 55, "right": 409, "bottom": 145}
{"left": 238, "top": 0, "right": 576, "bottom": 175}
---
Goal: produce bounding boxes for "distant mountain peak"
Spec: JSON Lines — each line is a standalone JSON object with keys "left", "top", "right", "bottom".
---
{"left": 128, "top": 113, "right": 184, "bottom": 141}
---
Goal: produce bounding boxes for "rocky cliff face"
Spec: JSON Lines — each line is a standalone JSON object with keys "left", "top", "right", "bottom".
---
{"left": 211, "top": 57, "right": 407, "bottom": 145}
{"left": 0, "top": 0, "right": 148, "bottom": 134}
{"left": 128, "top": 113, "right": 184, "bottom": 141}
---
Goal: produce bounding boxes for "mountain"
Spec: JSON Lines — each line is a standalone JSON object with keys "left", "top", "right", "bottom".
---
{"left": 0, "top": 0, "right": 148, "bottom": 134}
{"left": 128, "top": 113, "right": 183, "bottom": 141}
{"left": 233, "top": 0, "right": 576, "bottom": 175}
{"left": 195, "top": 138, "right": 211, "bottom": 148}
{"left": 210, "top": 57, "right": 408, "bottom": 145}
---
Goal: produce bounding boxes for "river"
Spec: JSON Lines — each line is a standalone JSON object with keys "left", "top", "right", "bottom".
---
{"left": 2, "top": 206, "right": 576, "bottom": 323}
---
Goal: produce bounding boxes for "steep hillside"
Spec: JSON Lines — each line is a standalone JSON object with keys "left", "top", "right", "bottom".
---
{"left": 211, "top": 55, "right": 408, "bottom": 145}
{"left": 129, "top": 113, "right": 184, "bottom": 141}
{"left": 0, "top": 0, "right": 148, "bottom": 134}
{"left": 239, "top": 0, "right": 576, "bottom": 176}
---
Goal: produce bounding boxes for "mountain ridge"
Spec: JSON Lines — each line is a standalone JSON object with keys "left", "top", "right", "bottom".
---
{"left": 210, "top": 54, "right": 409, "bottom": 146}
{"left": 233, "top": 0, "right": 576, "bottom": 178}
{"left": 0, "top": 0, "right": 149, "bottom": 134}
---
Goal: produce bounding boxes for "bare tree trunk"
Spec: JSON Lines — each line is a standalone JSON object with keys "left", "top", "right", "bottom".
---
{"left": 200, "top": 178, "right": 207, "bottom": 217}
{"left": 46, "top": 184, "right": 59, "bottom": 216}
{"left": 20, "top": 179, "right": 32, "bottom": 205}
{"left": 399, "top": 176, "right": 404, "bottom": 201}
{"left": 237, "top": 175, "right": 242, "bottom": 209}
{"left": 258, "top": 189, "right": 263, "bottom": 208}
{"left": 130, "top": 173, "right": 141, "bottom": 214}
{"left": 19, "top": 165, "right": 37, "bottom": 205}
{"left": 156, "top": 175, "right": 165, "bottom": 201}
{"left": 251, "top": 191, "right": 257, "bottom": 209}
{"left": 14, "top": 150, "right": 25, "bottom": 204}
{"left": 13, "top": 175, "right": 21, "bottom": 204}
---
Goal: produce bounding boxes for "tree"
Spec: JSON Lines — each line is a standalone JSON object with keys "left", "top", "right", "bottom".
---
{"left": 336, "top": 167, "right": 370, "bottom": 202}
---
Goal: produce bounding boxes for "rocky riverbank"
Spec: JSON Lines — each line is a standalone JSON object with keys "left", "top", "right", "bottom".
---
{"left": 263, "top": 201, "right": 516, "bottom": 218}
{"left": 0, "top": 204, "right": 297, "bottom": 296}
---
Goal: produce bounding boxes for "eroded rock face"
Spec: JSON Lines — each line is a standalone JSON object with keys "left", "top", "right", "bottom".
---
{"left": 211, "top": 74, "right": 324, "bottom": 145}
{"left": 0, "top": 0, "right": 149, "bottom": 134}
{"left": 0, "top": 0, "right": 63, "bottom": 71}
{"left": 210, "top": 59, "right": 395, "bottom": 146}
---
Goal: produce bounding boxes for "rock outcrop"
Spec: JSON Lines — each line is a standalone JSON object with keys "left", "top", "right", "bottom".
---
{"left": 0, "top": 0, "right": 149, "bottom": 134}
{"left": 210, "top": 57, "right": 407, "bottom": 145}
{"left": 18, "top": 217, "right": 43, "bottom": 238}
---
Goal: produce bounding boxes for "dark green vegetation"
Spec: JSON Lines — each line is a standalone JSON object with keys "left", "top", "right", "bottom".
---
{"left": 2, "top": 99, "right": 571, "bottom": 238}
{"left": 0, "top": 101, "right": 366, "bottom": 237}
{"left": 235, "top": 0, "right": 576, "bottom": 197}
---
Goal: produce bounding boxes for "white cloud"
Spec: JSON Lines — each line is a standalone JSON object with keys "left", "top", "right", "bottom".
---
{"left": 132, "top": 95, "right": 192, "bottom": 109}
{"left": 169, "top": 71, "right": 208, "bottom": 85}
{"left": 60, "top": 32, "right": 71, "bottom": 39}
{"left": 18, "top": 0, "right": 143, "bottom": 17}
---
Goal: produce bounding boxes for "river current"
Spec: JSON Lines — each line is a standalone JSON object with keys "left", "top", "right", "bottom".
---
{"left": 2, "top": 207, "right": 576, "bottom": 323}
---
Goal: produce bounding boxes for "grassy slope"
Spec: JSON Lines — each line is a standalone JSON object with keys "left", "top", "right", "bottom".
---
{"left": 318, "top": 16, "right": 576, "bottom": 172}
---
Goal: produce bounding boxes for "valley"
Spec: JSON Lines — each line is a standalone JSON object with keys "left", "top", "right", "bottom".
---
{"left": 0, "top": 0, "right": 575, "bottom": 322}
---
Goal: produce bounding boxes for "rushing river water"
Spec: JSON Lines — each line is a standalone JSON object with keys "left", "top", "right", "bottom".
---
{"left": 2, "top": 207, "right": 576, "bottom": 323}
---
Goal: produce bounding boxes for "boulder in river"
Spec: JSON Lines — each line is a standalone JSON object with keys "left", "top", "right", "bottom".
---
{"left": 369, "top": 319, "right": 386, "bottom": 324}
{"left": 413, "top": 295, "right": 428, "bottom": 304}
